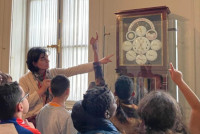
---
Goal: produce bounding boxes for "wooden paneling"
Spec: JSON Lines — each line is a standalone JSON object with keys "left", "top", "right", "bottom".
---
{"left": 0, "top": 0, "right": 5, "bottom": 70}
{"left": 0, "top": 0, "right": 12, "bottom": 73}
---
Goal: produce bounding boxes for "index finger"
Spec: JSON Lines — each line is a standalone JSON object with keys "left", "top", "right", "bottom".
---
{"left": 106, "top": 54, "right": 114, "bottom": 59}
{"left": 95, "top": 32, "right": 98, "bottom": 40}
{"left": 170, "top": 62, "right": 175, "bottom": 71}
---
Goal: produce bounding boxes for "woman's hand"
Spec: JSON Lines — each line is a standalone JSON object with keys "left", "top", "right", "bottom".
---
{"left": 99, "top": 54, "right": 114, "bottom": 64}
{"left": 41, "top": 79, "right": 51, "bottom": 92}
{"left": 42, "top": 79, "right": 51, "bottom": 88}
{"left": 37, "top": 79, "right": 51, "bottom": 96}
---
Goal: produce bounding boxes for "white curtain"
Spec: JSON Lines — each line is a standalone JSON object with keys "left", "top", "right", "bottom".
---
{"left": 62, "top": 0, "right": 89, "bottom": 100}
{"left": 28, "top": 0, "right": 58, "bottom": 68}
{"left": 10, "top": 0, "right": 27, "bottom": 81}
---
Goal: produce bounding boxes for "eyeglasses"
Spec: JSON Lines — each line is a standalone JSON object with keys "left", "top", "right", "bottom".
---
{"left": 19, "top": 93, "right": 29, "bottom": 103}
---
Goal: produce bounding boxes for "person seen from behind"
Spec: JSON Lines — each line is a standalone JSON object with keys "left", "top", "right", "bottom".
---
{"left": 36, "top": 75, "right": 77, "bottom": 134}
{"left": 137, "top": 91, "right": 188, "bottom": 134}
{"left": 111, "top": 75, "right": 141, "bottom": 134}
{"left": 72, "top": 87, "right": 119, "bottom": 134}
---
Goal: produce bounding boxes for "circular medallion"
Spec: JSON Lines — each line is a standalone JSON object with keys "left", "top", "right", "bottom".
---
{"left": 126, "top": 31, "right": 136, "bottom": 41}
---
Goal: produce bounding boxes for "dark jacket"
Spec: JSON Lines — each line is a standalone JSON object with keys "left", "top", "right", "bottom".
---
{"left": 71, "top": 101, "right": 120, "bottom": 134}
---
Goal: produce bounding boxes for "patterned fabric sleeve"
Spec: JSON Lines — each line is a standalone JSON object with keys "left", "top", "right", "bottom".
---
{"left": 93, "top": 62, "right": 105, "bottom": 86}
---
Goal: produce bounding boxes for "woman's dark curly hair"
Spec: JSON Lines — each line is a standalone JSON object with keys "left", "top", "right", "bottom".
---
{"left": 137, "top": 91, "right": 188, "bottom": 134}
{"left": 26, "top": 47, "right": 47, "bottom": 73}
{"left": 82, "top": 87, "right": 112, "bottom": 118}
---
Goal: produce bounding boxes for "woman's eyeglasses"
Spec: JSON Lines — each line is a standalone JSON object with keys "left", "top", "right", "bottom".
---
{"left": 19, "top": 93, "right": 29, "bottom": 102}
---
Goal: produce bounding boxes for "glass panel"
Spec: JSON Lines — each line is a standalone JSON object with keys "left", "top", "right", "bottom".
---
{"left": 114, "top": 8, "right": 173, "bottom": 104}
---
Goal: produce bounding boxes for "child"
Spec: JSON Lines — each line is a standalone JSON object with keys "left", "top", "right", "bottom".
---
{"left": 36, "top": 75, "right": 77, "bottom": 134}
{"left": 72, "top": 87, "right": 119, "bottom": 134}
{"left": 71, "top": 33, "right": 117, "bottom": 133}
{"left": 0, "top": 82, "right": 41, "bottom": 134}
{"left": 111, "top": 75, "right": 140, "bottom": 134}
{"left": 137, "top": 91, "right": 188, "bottom": 134}
{"left": 169, "top": 63, "right": 200, "bottom": 134}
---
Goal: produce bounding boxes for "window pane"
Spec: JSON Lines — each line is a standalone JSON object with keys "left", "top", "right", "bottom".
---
{"left": 62, "top": 0, "right": 89, "bottom": 100}
{"left": 28, "top": 0, "right": 58, "bottom": 68}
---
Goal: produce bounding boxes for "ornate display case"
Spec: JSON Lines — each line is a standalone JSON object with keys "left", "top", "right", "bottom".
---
{"left": 115, "top": 6, "right": 170, "bottom": 103}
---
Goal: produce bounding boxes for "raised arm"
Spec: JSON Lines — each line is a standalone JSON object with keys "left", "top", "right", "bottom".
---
{"left": 90, "top": 33, "right": 105, "bottom": 86}
{"left": 169, "top": 63, "right": 200, "bottom": 110}
{"left": 90, "top": 32, "right": 99, "bottom": 62}
{"left": 169, "top": 63, "right": 200, "bottom": 134}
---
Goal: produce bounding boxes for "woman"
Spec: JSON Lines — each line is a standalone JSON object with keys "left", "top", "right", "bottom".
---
{"left": 137, "top": 91, "right": 188, "bottom": 134}
{"left": 19, "top": 47, "right": 113, "bottom": 123}
{"left": 111, "top": 75, "right": 141, "bottom": 134}
{"left": 71, "top": 87, "right": 119, "bottom": 134}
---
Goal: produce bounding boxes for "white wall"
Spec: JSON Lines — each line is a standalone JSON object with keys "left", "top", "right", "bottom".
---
{"left": 0, "top": 0, "right": 12, "bottom": 73}
{"left": 0, "top": 0, "right": 26, "bottom": 81}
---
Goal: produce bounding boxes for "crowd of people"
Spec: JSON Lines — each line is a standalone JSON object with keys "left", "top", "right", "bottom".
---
{"left": 0, "top": 33, "right": 200, "bottom": 134}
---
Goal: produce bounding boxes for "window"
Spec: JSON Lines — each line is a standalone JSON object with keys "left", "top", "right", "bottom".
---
{"left": 11, "top": 0, "right": 89, "bottom": 101}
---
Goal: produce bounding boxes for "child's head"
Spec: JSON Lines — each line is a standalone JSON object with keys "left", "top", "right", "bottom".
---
{"left": 0, "top": 82, "right": 29, "bottom": 120}
{"left": 82, "top": 87, "right": 117, "bottom": 119}
{"left": 50, "top": 75, "right": 70, "bottom": 97}
{"left": 72, "top": 100, "right": 95, "bottom": 133}
{"left": 137, "top": 91, "right": 183, "bottom": 133}
{"left": 115, "top": 75, "right": 134, "bottom": 100}
{"left": 0, "top": 72, "right": 12, "bottom": 85}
